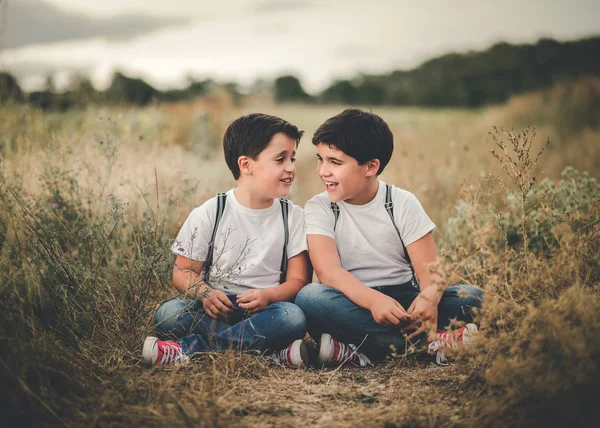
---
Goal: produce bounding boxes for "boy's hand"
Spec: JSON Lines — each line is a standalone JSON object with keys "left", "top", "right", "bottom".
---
{"left": 202, "top": 290, "right": 234, "bottom": 320}
{"left": 236, "top": 289, "right": 272, "bottom": 315}
{"left": 369, "top": 293, "right": 412, "bottom": 327}
{"left": 402, "top": 288, "right": 439, "bottom": 339}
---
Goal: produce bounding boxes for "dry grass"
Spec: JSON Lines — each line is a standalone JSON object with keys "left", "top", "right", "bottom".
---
{"left": 1, "top": 78, "right": 599, "bottom": 426}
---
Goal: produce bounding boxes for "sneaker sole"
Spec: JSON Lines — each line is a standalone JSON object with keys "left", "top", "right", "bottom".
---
{"left": 318, "top": 333, "right": 334, "bottom": 365}
{"left": 290, "top": 339, "right": 310, "bottom": 368}
{"left": 462, "top": 323, "right": 479, "bottom": 346}
{"left": 142, "top": 336, "right": 158, "bottom": 366}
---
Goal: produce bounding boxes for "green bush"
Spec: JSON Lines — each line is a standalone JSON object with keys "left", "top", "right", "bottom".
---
{"left": 0, "top": 161, "right": 174, "bottom": 423}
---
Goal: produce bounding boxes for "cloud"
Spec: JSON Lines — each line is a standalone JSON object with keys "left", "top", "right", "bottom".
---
{"left": 334, "top": 44, "right": 378, "bottom": 59}
{"left": 252, "top": 23, "right": 290, "bottom": 36}
{"left": 251, "top": 0, "right": 314, "bottom": 14}
{"left": 2, "top": 0, "right": 191, "bottom": 49}
{"left": 4, "top": 60, "right": 92, "bottom": 77}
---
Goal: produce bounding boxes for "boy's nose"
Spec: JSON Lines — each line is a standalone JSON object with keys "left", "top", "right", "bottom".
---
{"left": 318, "top": 162, "right": 331, "bottom": 177}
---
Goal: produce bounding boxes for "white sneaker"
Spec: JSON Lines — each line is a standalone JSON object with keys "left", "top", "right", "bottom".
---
{"left": 318, "top": 333, "right": 372, "bottom": 367}
{"left": 428, "top": 323, "right": 479, "bottom": 365}
{"left": 142, "top": 336, "right": 190, "bottom": 366}
{"left": 272, "top": 339, "right": 309, "bottom": 368}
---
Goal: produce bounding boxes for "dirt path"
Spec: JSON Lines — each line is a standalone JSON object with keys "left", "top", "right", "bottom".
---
{"left": 98, "top": 356, "right": 481, "bottom": 427}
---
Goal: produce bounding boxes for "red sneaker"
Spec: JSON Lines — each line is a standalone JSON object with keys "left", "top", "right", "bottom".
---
{"left": 318, "top": 333, "right": 372, "bottom": 367}
{"left": 272, "top": 339, "right": 309, "bottom": 368}
{"left": 428, "top": 323, "right": 479, "bottom": 365}
{"left": 142, "top": 336, "right": 190, "bottom": 366}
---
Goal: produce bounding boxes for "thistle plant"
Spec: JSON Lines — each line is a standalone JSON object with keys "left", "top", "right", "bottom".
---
{"left": 490, "top": 126, "right": 549, "bottom": 264}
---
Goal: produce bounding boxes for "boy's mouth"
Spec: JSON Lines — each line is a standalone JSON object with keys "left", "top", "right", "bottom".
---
{"left": 324, "top": 181, "right": 338, "bottom": 191}
{"left": 280, "top": 177, "right": 293, "bottom": 185}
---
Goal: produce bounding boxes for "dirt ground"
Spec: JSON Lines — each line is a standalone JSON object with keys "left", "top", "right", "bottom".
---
{"left": 95, "top": 348, "right": 483, "bottom": 428}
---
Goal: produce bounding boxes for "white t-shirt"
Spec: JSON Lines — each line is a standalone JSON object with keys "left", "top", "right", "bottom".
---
{"left": 305, "top": 180, "right": 436, "bottom": 287}
{"left": 172, "top": 189, "right": 307, "bottom": 294}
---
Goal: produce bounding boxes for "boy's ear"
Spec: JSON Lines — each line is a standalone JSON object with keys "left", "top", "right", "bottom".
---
{"left": 238, "top": 156, "right": 253, "bottom": 176}
{"left": 365, "top": 159, "right": 380, "bottom": 177}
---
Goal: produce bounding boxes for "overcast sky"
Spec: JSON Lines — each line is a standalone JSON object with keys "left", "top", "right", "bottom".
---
{"left": 1, "top": 0, "right": 599, "bottom": 92}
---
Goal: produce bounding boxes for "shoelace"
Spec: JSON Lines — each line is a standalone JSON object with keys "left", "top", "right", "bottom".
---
{"left": 272, "top": 347, "right": 292, "bottom": 367}
{"left": 428, "top": 330, "right": 462, "bottom": 365}
{"left": 335, "top": 341, "right": 372, "bottom": 367}
{"left": 160, "top": 343, "right": 188, "bottom": 365}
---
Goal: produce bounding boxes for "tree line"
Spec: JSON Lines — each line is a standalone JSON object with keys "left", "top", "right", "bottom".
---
{"left": 1, "top": 37, "right": 599, "bottom": 110}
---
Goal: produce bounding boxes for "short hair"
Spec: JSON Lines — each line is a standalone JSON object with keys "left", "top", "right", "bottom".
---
{"left": 223, "top": 113, "right": 304, "bottom": 180}
{"left": 312, "top": 109, "right": 393, "bottom": 175}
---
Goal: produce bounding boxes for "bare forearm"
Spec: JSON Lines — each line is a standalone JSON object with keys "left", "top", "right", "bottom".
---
{"left": 415, "top": 260, "right": 447, "bottom": 304}
{"left": 172, "top": 267, "right": 212, "bottom": 301}
{"left": 318, "top": 266, "right": 380, "bottom": 311}
{"left": 406, "top": 233, "right": 447, "bottom": 303}
{"left": 267, "top": 278, "right": 306, "bottom": 303}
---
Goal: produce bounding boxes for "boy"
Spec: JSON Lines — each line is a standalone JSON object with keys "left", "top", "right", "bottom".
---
{"left": 295, "top": 109, "right": 484, "bottom": 366}
{"left": 143, "top": 113, "right": 310, "bottom": 368}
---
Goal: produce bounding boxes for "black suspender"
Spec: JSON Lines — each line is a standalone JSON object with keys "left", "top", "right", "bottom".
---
{"left": 383, "top": 184, "right": 416, "bottom": 282}
{"left": 279, "top": 199, "right": 290, "bottom": 284}
{"left": 203, "top": 194, "right": 290, "bottom": 285}
{"left": 203, "top": 192, "right": 227, "bottom": 283}
{"left": 330, "top": 184, "right": 416, "bottom": 283}
{"left": 331, "top": 202, "right": 340, "bottom": 231}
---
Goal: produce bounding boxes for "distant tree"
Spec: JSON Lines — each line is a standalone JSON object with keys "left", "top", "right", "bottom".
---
{"left": 274, "top": 75, "right": 310, "bottom": 103}
{"left": 159, "top": 78, "right": 213, "bottom": 102}
{"left": 28, "top": 91, "right": 74, "bottom": 111}
{"left": 321, "top": 80, "right": 357, "bottom": 104}
{"left": 355, "top": 77, "right": 385, "bottom": 105}
{"left": 0, "top": 71, "right": 24, "bottom": 103}
{"left": 44, "top": 75, "right": 56, "bottom": 93}
{"left": 67, "top": 74, "right": 100, "bottom": 105}
{"left": 105, "top": 71, "right": 157, "bottom": 105}
{"left": 223, "top": 81, "right": 242, "bottom": 105}
{"left": 27, "top": 91, "right": 52, "bottom": 110}
{"left": 250, "top": 77, "right": 273, "bottom": 95}
{"left": 187, "top": 79, "right": 211, "bottom": 97}
{"left": 318, "top": 36, "right": 600, "bottom": 107}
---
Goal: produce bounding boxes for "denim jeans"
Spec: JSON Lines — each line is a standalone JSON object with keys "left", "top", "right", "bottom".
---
{"left": 153, "top": 295, "right": 307, "bottom": 355}
{"left": 294, "top": 282, "right": 484, "bottom": 360}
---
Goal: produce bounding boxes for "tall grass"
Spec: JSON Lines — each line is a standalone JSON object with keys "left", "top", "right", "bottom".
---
{"left": 440, "top": 128, "right": 599, "bottom": 426}
{"left": 0, "top": 79, "right": 599, "bottom": 426}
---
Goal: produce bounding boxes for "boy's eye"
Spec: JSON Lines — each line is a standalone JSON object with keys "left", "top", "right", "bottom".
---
{"left": 331, "top": 160, "right": 341, "bottom": 166}
{"left": 291, "top": 157, "right": 296, "bottom": 163}
{"left": 276, "top": 158, "right": 284, "bottom": 163}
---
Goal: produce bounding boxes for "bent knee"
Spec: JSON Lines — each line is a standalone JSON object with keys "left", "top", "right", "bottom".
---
{"left": 267, "top": 302, "right": 307, "bottom": 339}
{"left": 295, "top": 283, "right": 333, "bottom": 308}
{"left": 451, "top": 285, "right": 485, "bottom": 308}
{"left": 154, "top": 298, "right": 190, "bottom": 327}
{"left": 276, "top": 302, "right": 306, "bottom": 326}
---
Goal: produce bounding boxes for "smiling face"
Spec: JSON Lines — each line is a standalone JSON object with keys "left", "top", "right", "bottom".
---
{"left": 316, "top": 143, "right": 379, "bottom": 204}
{"left": 247, "top": 132, "right": 297, "bottom": 199}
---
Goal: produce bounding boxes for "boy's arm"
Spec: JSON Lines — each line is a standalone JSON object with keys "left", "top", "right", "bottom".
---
{"left": 236, "top": 251, "right": 310, "bottom": 314}
{"left": 172, "top": 254, "right": 233, "bottom": 317}
{"left": 269, "top": 250, "right": 311, "bottom": 302}
{"left": 172, "top": 255, "right": 211, "bottom": 300}
{"left": 407, "top": 232, "right": 445, "bottom": 297}
{"left": 402, "top": 232, "right": 446, "bottom": 337}
{"left": 308, "top": 234, "right": 411, "bottom": 326}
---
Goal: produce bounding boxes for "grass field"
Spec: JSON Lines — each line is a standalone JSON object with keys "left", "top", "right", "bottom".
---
{"left": 1, "top": 78, "right": 599, "bottom": 426}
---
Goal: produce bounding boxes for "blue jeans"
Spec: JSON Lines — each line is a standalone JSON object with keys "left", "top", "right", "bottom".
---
{"left": 295, "top": 282, "right": 484, "bottom": 360}
{"left": 153, "top": 295, "right": 307, "bottom": 355}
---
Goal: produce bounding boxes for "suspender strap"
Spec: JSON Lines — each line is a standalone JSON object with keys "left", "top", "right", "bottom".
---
{"left": 204, "top": 194, "right": 290, "bottom": 284}
{"left": 203, "top": 192, "right": 227, "bottom": 283}
{"left": 279, "top": 198, "right": 290, "bottom": 284}
{"left": 384, "top": 184, "right": 416, "bottom": 283}
{"left": 331, "top": 202, "right": 340, "bottom": 231}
